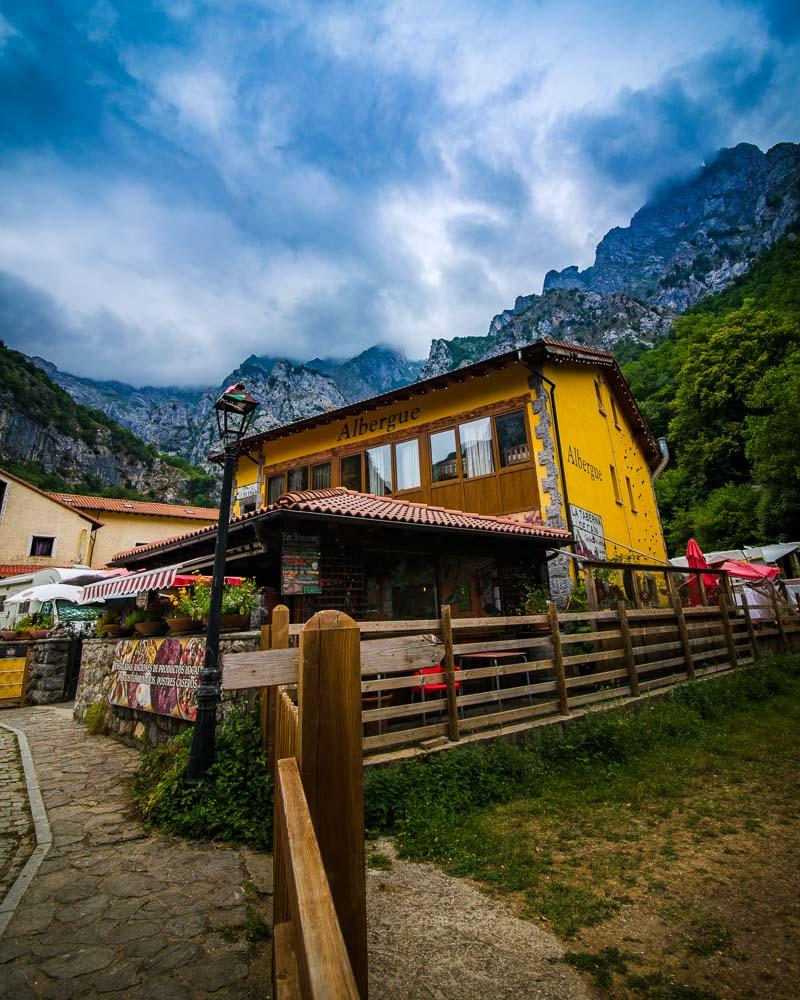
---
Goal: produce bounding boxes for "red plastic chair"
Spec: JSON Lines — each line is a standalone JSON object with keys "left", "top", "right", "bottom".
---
{"left": 412, "top": 664, "right": 462, "bottom": 722}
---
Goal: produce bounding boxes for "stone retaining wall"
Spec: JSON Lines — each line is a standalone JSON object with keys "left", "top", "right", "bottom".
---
{"left": 73, "top": 632, "right": 261, "bottom": 747}
{"left": 25, "top": 638, "right": 74, "bottom": 705}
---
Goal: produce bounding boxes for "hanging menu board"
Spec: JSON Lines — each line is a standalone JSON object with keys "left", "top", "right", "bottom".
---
{"left": 281, "top": 532, "right": 321, "bottom": 595}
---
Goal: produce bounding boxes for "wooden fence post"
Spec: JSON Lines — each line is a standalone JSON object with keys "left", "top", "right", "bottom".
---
{"left": 698, "top": 572, "right": 709, "bottom": 607}
{"left": 297, "top": 611, "right": 368, "bottom": 999}
{"left": 617, "top": 600, "right": 640, "bottom": 697}
{"left": 740, "top": 591, "right": 759, "bottom": 660}
{"left": 266, "top": 605, "right": 290, "bottom": 780}
{"left": 719, "top": 594, "right": 738, "bottom": 668}
{"left": 582, "top": 566, "right": 599, "bottom": 612}
{"left": 771, "top": 588, "right": 789, "bottom": 651}
{"left": 667, "top": 574, "right": 696, "bottom": 681}
{"left": 548, "top": 601, "right": 569, "bottom": 716}
{"left": 259, "top": 623, "right": 271, "bottom": 752}
{"left": 440, "top": 605, "right": 460, "bottom": 742}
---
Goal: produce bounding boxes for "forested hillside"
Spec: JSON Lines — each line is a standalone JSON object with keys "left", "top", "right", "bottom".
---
{"left": 621, "top": 235, "right": 800, "bottom": 554}
{"left": 0, "top": 342, "right": 215, "bottom": 504}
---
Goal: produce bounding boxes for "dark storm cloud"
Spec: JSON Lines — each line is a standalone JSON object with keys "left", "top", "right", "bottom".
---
{"left": 561, "top": 49, "right": 777, "bottom": 191}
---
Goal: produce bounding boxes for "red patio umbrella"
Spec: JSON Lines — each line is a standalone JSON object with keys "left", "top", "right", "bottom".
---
{"left": 685, "top": 539, "right": 721, "bottom": 606}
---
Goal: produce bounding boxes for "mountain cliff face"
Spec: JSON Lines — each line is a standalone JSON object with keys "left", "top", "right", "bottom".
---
{"left": 0, "top": 343, "right": 209, "bottom": 502}
{"left": 421, "top": 142, "right": 800, "bottom": 377}
{"left": 22, "top": 140, "right": 800, "bottom": 469}
{"left": 36, "top": 346, "right": 421, "bottom": 467}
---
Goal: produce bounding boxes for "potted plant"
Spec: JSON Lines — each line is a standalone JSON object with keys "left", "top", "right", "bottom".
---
{"left": 13, "top": 614, "right": 35, "bottom": 639}
{"left": 29, "top": 612, "right": 53, "bottom": 639}
{"left": 194, "top": 579, "right": 259, "bottom": 632}
{"left": 166, "top": 587, "right": 204, "bottom": 635}
{"left": 125, "top": 607, "right": 168, "bottom": 637}
{"left": 1, "top": 627, "right": 17, "bottom": 640}
{"left": 95, "top": 608, "right": 125, "bottom": 639}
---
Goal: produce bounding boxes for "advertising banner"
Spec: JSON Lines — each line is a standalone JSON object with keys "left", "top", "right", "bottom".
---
{"left": 569, "top": 504, "right": 607, "bottom": 561}
{"left": 108, "top": 636, "right": 206, "bottom": 720}
{"left": 281, "top": 531, "right": 321, "bottom": 595}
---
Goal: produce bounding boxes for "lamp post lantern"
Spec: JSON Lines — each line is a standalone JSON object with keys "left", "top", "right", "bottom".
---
{"left": 185, "top": 383, "right": 258, "bottom": 785}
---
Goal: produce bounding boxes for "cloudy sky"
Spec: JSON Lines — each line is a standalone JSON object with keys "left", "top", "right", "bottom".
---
{"left": 0, "top": 1, "right": 797, "bottom": 386}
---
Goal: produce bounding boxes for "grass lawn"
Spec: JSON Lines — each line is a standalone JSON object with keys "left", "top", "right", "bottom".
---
{"left": 367, "top": 657, "right": 800, "bottom": 999}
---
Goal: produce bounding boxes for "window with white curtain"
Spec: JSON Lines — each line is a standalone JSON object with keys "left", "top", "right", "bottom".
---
{"left": 394, "top": 439, "right": 420, "bottom": 491}
{"left": 459, "top": 417, "right": 495, "bottom": 478}
{"left": 366, "top": 444, "right": 393, "bottom": 495}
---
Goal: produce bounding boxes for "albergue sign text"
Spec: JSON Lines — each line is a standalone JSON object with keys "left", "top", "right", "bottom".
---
{"left": 337, "top": 406, "right": 421, "bottom": 442}
{"left": 567, "top": 445, "right": 603, "bottom": 482}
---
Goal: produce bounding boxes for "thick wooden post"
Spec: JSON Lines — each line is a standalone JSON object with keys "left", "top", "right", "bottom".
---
{"left": 440, "top": 605, "right": 460, "bottom": 742}
{"left": 583, "top": 566, "right": 599, "bottom": 612}
{"left": 698, "top": 572, "right": 708, "bottom": 607}
{"left": 668, "top": 574, "right": 696, "bottom": 680}
{"left": 740, "top": 591, "right": 760, "bottom": 660}
{"left": 548, "top": 601, "right": 569, "bottom": 716}
{"left": 267, "top": 605, "right": 290, "bottom": 779}
{"left": 297, "top": 611, "right": 368, "bottom": 999}
{"left": 719, "top": 595, "right": 738, "bottom": 668}
{"left": 771, "top": 587, "right": 789, "bottom": 651}
{"left": 259, "top": 624, "right": 271, "bottom": 752}
{"left": 617, "top": 600, "right": 640, "bottom": 697}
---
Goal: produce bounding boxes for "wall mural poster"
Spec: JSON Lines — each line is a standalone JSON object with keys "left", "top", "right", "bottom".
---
{"left": 569, "top": 504, "right": 607, "bottom": 561}
{"left": 109, "top": 636, "right": 206, "bottom": 720}
{"left": 281, "top": 531, "right": 321, "bottom": 595}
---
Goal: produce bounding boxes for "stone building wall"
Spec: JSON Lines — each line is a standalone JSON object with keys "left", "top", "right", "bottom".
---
{"left": 73, "top": 631, "right": 261, "bottom": 747}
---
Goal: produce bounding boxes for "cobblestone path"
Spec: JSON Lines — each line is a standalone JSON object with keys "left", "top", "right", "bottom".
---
{"left": 0, "top": 728, "right": 34, "bottom": 902}
{"left": 0, "top": 707, "right": 271, "bottom": 999}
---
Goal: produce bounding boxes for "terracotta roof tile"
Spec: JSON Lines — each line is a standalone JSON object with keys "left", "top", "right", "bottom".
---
{"left": 110, "top": 487, "right": 570, "bottom": 564}
{"left": 48, "top": 494, "right": 219, "bottom": 520}
{"left": 0, "top": 564, "right": 43, "bottom": 579}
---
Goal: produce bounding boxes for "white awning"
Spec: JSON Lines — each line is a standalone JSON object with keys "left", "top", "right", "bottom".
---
{"left": 80, "top": 564, "right": 182, "bottom": 603}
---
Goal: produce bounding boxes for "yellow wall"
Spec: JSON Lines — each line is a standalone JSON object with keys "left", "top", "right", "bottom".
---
{"left": 234, "top": 358, "right": 667, "bottom": 566}
{"left": 86, "top": 510, "right": 217, "bottom": 567}
{"left": 235, "top": 365, "right": 533, "bottom": 510}
{"left": 540, "top": 363, "right": 667, "bottom": 563}
{"left": 0, "top": 475, "right": 94, "bottom": 567}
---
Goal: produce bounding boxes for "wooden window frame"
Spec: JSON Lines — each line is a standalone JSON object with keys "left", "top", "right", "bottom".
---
{"left": 626, "top": 475, "right": 638, "bottom": 513}
{"left": 610, "top": 395, "right": 621, "bottom": 429}
{"left": 595, "top": 379, "right": 607, "bottom": 416}
{"left": 286, "top": 466, "right": 310, "bottom": 492}
{"left": 28, "top": 534, "right": 57, "bottom": 558}
{"left": 267, "top": 473, "right": 286, "bottom": 505}
{"left": 340, "top": 452, "right": 364, "bottom": 492}
{"left": 492, "top": 409, "right": 533, "bottom": 473}
{"left": 311, "top": 461, "right": 332, "bottom": 490}
{"left": 392, "top": 437, "right": 422, "bottom": 495}
{"left": 610, "top": 465, "right": 623, "bottom": 505}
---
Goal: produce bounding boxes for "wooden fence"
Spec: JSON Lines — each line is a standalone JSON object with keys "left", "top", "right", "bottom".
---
{"left": 269, "top": 611, "right": 368, "bottom": 1000}
{"left": 226, "top": 592, "right": 800, "bottom": 768}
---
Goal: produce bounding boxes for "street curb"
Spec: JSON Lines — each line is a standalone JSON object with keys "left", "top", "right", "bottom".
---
{"left": 0, "top": 721, "right": 53, "bottom": 937}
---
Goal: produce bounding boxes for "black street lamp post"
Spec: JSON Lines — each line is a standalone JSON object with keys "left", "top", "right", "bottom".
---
{"left": 185, "top": 383, "right": 258, "bottom": 786}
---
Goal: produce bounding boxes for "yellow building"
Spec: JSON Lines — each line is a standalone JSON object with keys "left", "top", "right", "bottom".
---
{"left": 0, "top": 467, "right": 101, "bottom": 576}
{"left": 230, "top": 339, "right": 667, "bottom": 601}
{"left": 47, "top": 495, "right": 218, "bottom": 568}
{"left": 113, "top": 340, "right": 667, "bottom": 618}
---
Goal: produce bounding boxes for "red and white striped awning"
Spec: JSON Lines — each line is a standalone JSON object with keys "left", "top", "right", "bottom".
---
{"left": 80, "top": 565, "right": 182, "bottom": 603}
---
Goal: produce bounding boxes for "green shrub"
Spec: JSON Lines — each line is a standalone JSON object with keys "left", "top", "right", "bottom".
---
{"left": 84, "top": 702, "right": 110, "bottom": 735}
{"left": 132, "top": 705, "right": 273, "bottom": 851}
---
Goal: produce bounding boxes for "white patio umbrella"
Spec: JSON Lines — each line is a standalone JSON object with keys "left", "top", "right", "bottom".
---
{"left": 6, "top": 584, "right": 103, "bottom": 605}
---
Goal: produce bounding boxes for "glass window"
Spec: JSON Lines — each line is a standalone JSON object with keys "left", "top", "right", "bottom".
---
{"left": 287, "top": 466, "right": 308, "bottom": 491}
{"left": 366, "top": 444, "right": 392, "bottom": 495}
{"left": 610, "top": 465, "right": 622, "bottom": 503}
{"left": 495, "top": 410, "right": 529, "bottom": 467}
{"left": 394, "top": 439, "right": 421, "bottom": 491}
{"left": 267, "top": 474, "right": 285, "bottom": 504}
{"left": 430, "top": 429, "right": 458, "bottom": 482}
{"left": 610, "top": 395, "right": 621, "bottom": 428}
{"left": 29, "top": 536, "right": 54, "bottom": 557}
{"left": 312, "top": 462, "right": 332, "bottom": 489}
{"left": 459, "top": 417, "right": 495, "bottom": 478}
{"left": 595, "top": 380, "right": 606, "bottom": 414}
{"left": 626, "top": 475, "right": 637, "bottom": 511}
{"left": 340, "top": 454, "right": 362, "bottom": 491}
